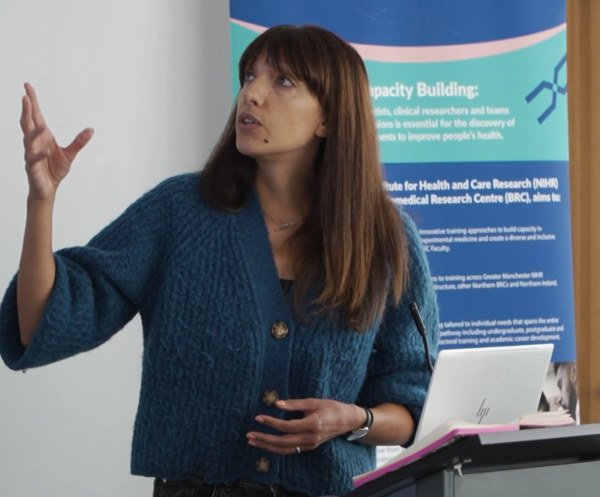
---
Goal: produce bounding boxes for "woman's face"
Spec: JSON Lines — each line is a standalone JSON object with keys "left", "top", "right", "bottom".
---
{"left": 235, "top": 55, "right": 327, "bottom": 165}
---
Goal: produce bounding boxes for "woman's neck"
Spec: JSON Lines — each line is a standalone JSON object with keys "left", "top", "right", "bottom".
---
{"left": 254, "top": 161, "right": 314, "bottom": 224}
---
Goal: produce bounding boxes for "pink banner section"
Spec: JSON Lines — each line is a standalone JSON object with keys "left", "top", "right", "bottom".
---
{"left": 231, "top": 18, "right": 565, "bottom": 63}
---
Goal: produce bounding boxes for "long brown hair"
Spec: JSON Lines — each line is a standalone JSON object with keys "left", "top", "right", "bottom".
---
{"left": 201, "top": 25, "right": 408, "bottom": 332}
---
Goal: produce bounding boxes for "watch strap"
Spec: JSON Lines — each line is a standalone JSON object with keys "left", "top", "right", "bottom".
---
{"left": 346, "top": 406, "right": 374, "bottom": 441}
{"left": 363, "top": 407, "right": 374, "bottom": 429}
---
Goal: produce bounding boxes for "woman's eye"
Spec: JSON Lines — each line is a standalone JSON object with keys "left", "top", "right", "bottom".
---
{"left": 243, "top": 72, "right": 255, "bottom": 82}
{"left": 278, "top": 76, "right": 293, "bottom": 87}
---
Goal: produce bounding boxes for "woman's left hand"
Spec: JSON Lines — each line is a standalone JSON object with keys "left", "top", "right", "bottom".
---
{"left": 246, "top": 398, "right": 365, "bottom": 455}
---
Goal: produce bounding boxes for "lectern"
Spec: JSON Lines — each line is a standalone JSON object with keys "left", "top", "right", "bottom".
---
{"left": 344, "top": 424, "right": 600, "bottom": 497}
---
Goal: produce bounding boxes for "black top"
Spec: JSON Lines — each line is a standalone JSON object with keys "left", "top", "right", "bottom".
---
{"left": 279, "top": 279, "right": 294, "bottom": 295}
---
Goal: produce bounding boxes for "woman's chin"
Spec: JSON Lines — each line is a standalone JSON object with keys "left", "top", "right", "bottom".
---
{"left": 236, "top": 141, "right": 263, "bottom": 160}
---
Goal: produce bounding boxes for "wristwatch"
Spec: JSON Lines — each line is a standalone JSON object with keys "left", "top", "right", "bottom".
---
{"left": 346, "top": 407, "right": 374, "bottom": 442}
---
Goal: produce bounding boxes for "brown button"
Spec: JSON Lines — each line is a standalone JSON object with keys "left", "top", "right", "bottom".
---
{"left": 271, "top": 322, "right": 289, "bottom": 339}
{"left": 263, "top": 390, "right": 280, "bottom": 406}
{"left": 256, "top": 457, "right": 271, "bottom": 474}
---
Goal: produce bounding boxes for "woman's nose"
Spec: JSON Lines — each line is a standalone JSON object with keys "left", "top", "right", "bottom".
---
{"left": 241, "top": 78, "right": 268, "bottom": 106}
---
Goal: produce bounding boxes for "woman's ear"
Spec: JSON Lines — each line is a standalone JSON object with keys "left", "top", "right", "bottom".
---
{"left": 316, "top": 122, "right": 328, "bottom": 138}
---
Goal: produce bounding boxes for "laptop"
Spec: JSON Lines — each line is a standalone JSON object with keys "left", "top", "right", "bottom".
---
{"left": 415, "top": 344, "right": 554, "bottom": 441}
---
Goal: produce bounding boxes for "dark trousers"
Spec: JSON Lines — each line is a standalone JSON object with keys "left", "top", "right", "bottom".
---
{"left": 153, "top": 477, "right": 313, "bottom": 497}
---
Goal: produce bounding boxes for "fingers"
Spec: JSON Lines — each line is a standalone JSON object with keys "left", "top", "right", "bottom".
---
{"left": 254, "top": 414, "right": 321, "bottom": 434}
{"left": 247, "top": 412, "right": 326, "bottom": 455}
{"left": 246, "top": 432, "right": 320, "bottom": 455}
{"left": 20, "top": 95, "right": 35, "bottom": 134}
{"left": 275, "top": 398, "right": 320, "bottom": 412}
{"left": 62, "top": 128, "right": 94, "bottom": 164}
{"left": 20, "top": 84, "right": 93, "bottom": 166}
{"left": 24, "top": 83, "right": 47, "bottom": 129}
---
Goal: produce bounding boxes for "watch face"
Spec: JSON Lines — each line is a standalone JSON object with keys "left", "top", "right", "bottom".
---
{"left": 347, "top": 427, "right": 369, "bottom": 442}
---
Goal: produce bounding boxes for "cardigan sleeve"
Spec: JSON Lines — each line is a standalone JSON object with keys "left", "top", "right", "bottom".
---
{"left": 357, "top": 209, "right": 439, "bottom": 435}
{"left": 0, "top": 176, "right": 183, "bottom": 371}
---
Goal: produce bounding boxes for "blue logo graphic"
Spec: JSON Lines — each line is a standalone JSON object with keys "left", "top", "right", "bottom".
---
{"left": 525, "top": 54, "right": 567, "bottom": 124}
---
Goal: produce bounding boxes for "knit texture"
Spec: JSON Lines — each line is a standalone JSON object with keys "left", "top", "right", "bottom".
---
{"left": 0, "top": 173, "right": 439, "bottom": 497}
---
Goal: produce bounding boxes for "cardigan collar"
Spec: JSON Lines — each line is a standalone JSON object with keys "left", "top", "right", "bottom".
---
{"left": 235, "top": 186, "right": 296, "bottom": 330}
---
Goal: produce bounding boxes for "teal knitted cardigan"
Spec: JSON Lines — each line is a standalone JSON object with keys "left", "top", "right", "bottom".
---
{"left": 0, "top": 173, "right": 438, "bottom": 497}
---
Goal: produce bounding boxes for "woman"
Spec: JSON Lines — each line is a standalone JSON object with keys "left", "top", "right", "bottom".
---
{"left": 0, "top": 25, "right": 438, "bottom": 497}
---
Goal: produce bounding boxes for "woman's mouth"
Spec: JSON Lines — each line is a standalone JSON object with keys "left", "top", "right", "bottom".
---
{"left": 237, "top": 113, "right": 262, "bottom": 131}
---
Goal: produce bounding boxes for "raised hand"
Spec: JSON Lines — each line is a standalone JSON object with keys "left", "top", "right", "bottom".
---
{"left": 20, "top": 83, "right": 94, "bottom": 201}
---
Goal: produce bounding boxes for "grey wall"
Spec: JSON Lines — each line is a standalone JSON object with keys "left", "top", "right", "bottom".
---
{"left": 0, "top": 1, "right": 232, "bottom": 496}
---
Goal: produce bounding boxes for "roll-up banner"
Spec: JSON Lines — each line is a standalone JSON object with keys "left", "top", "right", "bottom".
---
{"left": 229, "top": 0, "right": 578, "bottom": 462}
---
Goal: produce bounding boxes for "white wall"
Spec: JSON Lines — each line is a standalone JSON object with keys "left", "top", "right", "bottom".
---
{"left": 0, "top": 2, "right": 232, "bottom": 496}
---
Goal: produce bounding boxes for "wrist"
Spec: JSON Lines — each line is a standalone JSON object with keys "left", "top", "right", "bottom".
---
{"left": 345, "top": 405, "right": 374, "bottom": 442}
{"left": 27, "top": 192, "right": 56, "bottom": 210}
{"left": 346, "top": 404, "right": 369, "bottom": 432}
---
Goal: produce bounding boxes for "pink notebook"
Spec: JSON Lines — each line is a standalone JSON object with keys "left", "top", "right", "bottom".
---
{"left": 353, "top": 411, "right": 574, "bottom": 487}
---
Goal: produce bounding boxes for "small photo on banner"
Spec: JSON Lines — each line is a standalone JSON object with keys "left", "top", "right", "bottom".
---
{"left": 540, "top": 362, "right": 579, "bottom": 423}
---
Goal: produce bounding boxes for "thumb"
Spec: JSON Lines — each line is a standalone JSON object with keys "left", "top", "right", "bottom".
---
{"left": 63, "top": 128, "right": 94, "bottom": 164}
{"left": 276, "top": 398, "right": 320, "bottom": 412}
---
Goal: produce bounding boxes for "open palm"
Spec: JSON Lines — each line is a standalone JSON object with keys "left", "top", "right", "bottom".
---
{"left": 20, "top": 83, "right": 93, "bottom": 200}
